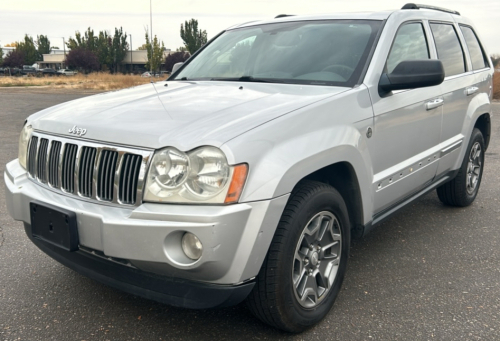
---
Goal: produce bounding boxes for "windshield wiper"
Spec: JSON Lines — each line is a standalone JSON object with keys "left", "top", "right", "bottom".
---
{"left": 210, "top": 76, "right": 272, "bottom": 83}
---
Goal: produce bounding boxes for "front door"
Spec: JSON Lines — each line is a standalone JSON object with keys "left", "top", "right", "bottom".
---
{"left": 367, "top": 21, "right": 443, "bottom": 214}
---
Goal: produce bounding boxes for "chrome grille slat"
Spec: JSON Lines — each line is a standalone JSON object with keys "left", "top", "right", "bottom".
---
{"left": 131, "top": 155, "right": 141, "bottom": 202}
{"left": 48, "top": 141, "right": 61, "bottom": 187}
{"left": 62, "top": 144, "right": 78, "bottom": 193}
{"left": 28, "top": 136, "right": 39, "bottom": 177}
{"left": 79, "top": 147, "right": 96, "bottom": 198}
{"left": 26, "top": 132, "right": 151, "bottom": 207}
{"left": 36, "top": 138, "right": 49, "bottom": 183}
{"left": 119, "top": 154, "right": 142, "bottom": 205}
{"left": 97, "top": 150, "right": 118, "bottom": 202}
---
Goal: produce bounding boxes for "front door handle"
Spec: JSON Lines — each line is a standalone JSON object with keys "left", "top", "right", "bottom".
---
{"left": 466, "top": 86, "right": 479, "bottom": 96}
{"left": 426, "top": 98, "right": 444, "bottom": 110}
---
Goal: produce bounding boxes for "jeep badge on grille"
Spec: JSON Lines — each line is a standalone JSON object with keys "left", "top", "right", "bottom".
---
{"left": 68, "top": 125, "right": 87, "bottom": 136}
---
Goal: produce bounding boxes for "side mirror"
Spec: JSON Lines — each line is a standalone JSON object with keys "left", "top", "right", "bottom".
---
{"left": 172, "top": 62, "right": 184, "bottom": 74}
{"left": 379, "top": 60, "right": 445, "bottom": 96}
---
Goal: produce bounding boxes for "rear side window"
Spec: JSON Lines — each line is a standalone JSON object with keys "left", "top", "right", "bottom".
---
{"left": 386, "top": 23, "right": 429, "bottom": 73}
{"left": 460, "top": 26, "right": 489, "bottom": 70}
{"left": 430, "top": 23, "right": 466, "bottom": 77}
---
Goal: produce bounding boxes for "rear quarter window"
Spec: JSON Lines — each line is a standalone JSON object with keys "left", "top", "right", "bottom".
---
{"left": 460, "top": 25, "right": 489, "bottom": 70}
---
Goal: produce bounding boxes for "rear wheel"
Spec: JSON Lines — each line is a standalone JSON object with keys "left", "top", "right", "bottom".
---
{"left": 246, "top": 180, "right": 350, "bottom": 332}
{"left": 437, "top": 128, "right": 485, "bottom": 207}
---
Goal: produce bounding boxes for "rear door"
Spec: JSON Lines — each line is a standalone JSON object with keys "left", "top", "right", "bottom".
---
{"left": 367, "top": 21, "right": 443, "bottom": 214}
{"left": 428, "top": 22, "right": 481, "bottom": 176}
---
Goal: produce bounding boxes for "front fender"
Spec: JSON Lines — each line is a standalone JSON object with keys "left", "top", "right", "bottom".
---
{"left": 222, "top": 86, "right": 375, "bottom": 225}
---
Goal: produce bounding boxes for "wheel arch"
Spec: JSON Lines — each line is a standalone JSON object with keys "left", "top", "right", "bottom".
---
{"left": 299, "top": 162, "right": 365, "bottom": 239}
{"left": 474, "top": 112, "right": 491, "bottom": 150}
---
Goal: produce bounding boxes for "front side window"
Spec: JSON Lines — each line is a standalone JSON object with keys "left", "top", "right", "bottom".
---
{"left": 430, "top": 23, "right": 466, "bottom": 77}
{"left": 173, "top": 20, "right": 383, "bottom": 87}
{"left": 460, "top": 26, "right": 488, "bottom": 70}
{"left": 386, "top": 22, "right": 429, "bottom": 74}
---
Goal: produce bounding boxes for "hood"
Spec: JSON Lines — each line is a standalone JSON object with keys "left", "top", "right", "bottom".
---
{"left": 30, "top": 81, "right": 348, "bottom": 151}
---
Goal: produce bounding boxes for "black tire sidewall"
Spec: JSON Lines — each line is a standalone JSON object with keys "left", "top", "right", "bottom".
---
{"left": 276, "top": 186, "right": 350, "bottom": 331}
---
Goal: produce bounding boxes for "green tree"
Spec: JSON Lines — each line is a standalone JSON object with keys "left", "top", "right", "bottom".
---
{"left": 67, "top": 28, "right": 98, "bottom": 52}
{"left": 67, "top": 27, "right": 128, "bottom": 73}
{"left": 180, "top": 19, "right": 207, "bottom": 54}
{"left": 110, "top": 27, "right": 128, "bottom": 73}
{"left": 36, "top": 35, "right": 51, "bottom": 60}
{"left": 176, "top": 46, "right": 187, "bottom": 52}
{"left": 0, "top": 46, "right": 3, "bottom": 66}
{"left": 144, "top": 32, "right": 164, "bottom": 72}
{"left": 137, "top": 44, "right": 148, "bottom": 50}
{"left": 16, "top": 35, "right": 38, "bottom": 65}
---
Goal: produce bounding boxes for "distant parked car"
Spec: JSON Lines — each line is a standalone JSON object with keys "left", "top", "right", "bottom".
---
{"left": 140, "top": 71, "right": 152, "bottom": 77}
{"left": 21, "top": 66, "right": 37, "bottom": 77}
{"left": 57, "top": 69, "right": 78, "bottom": 76}
{"left": 38, "top": 68, "right": 58, "bottom": 77}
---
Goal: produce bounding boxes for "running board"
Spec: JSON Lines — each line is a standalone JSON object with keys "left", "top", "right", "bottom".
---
{"left": 363, "top": 170, "right": 458, "bottom": 236}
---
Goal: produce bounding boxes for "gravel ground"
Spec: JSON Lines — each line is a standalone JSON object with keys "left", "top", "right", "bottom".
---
{"left": 0, "top": 88, "right": 499, "bottom": 341}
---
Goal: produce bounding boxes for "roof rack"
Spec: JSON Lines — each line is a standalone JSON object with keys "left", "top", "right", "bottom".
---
{"left": 401, "top": 3, "right": 460, "bottom": 16}
{"left": 275, "top": 14, "right": 295, "bottom": 19}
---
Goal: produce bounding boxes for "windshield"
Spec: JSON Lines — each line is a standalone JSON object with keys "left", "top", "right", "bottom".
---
{"left": 173, "top": 20, "right": 382, "bottom": 86}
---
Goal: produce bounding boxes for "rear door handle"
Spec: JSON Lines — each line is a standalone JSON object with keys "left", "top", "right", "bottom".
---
{"left": 466, "top": 86, "right": 479, "bottom": 96}
{"left": 426, "top": 98, "right": 444, "bottom": 110}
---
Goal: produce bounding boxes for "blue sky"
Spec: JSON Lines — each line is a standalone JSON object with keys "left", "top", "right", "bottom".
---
{"left": 1, "top": 0, "right": 499, "bottom": 54}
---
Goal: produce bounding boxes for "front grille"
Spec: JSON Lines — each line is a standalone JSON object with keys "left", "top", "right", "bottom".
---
{"left": 27, "top": 133, "right": 151, "bottom": 206}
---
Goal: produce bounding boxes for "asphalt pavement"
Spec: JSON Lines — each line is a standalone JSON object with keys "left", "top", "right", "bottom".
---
{"left": 1, "top": 88, "right": 499, "bottom": 341}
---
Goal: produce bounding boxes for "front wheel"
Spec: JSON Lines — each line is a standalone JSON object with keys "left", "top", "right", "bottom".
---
{"left": 246, "top": 180, "right": 350, "bottom": 332}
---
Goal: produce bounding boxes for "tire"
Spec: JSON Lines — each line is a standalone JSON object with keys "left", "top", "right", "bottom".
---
{"left": 246, "top": 180, "right": 350, "bottom": 332}
{"left": 437, "top": 128, "right": 485, "bottom": 207}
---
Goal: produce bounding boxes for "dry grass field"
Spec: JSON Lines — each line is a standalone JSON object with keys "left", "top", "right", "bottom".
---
{"left": 493, "top": 71, "right": 500, "bottom": 100}
{"left": 0, "top": 73, "right": 164, "bottom": 91}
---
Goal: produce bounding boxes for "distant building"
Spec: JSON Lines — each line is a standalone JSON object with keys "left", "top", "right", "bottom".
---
{"left": 1, "top": 46, "right": 15, "bottom": 58}
{"left": 122, "top": 49, "right": 172, "bottom": 72}
{"left": 38, "top": 53, "right": 65, "bottom": 69}
{"left": 37, "top": 49, "right": 172, "bottom": 72}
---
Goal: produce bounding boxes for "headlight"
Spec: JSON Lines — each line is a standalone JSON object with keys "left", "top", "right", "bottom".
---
{"left": 18, "top": 123, "right": 32, "bottom": 170}
{"left": 144, "top": 146, "right": 247, "bottom": 204}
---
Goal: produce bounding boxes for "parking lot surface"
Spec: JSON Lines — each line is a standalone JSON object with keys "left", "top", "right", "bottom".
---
{"left": 1, "top": 88, "right": 499, "bottom": 341}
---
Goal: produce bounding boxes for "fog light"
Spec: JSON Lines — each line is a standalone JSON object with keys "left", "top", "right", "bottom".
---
{"left": 181, "top": 232, "right": 203, "bottom": 260}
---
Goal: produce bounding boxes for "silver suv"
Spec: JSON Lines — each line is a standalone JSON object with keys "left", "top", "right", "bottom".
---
{"left": 4, "top": 4, "right": 493, "bottom": 332}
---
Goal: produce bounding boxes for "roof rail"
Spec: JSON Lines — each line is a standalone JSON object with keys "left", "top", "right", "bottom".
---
{"left": 275, "top": 14, "right": 295, "bottom": 19}
{"left": 401, "top": 3, "right": 460, "bottom": 16}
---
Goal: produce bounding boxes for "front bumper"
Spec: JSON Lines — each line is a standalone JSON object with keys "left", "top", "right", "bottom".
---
{"left": 23, "top": 222, "right": 254, "bottom": 309}
{"left": 4, "top": 160, "right": 289, "bottom": 287}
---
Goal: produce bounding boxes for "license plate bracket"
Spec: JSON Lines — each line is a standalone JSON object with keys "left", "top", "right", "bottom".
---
{"left": 30, "top": 200, "right": 79, "bottom": 252}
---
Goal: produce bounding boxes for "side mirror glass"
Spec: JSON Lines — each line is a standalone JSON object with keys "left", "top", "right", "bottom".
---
{"left": 379, "top": 60, "right": 445, "bottom": 96}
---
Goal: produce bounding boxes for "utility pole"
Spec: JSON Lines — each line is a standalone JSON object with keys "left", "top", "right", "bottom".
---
{"left": 130, "top": 34, "right": 133, "bottom": 74}
{"left": 62, "top": 37, "right": 66, "bottom": 69}
{"left": 150, "top": 0, "right": 153, "bottom": 73}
